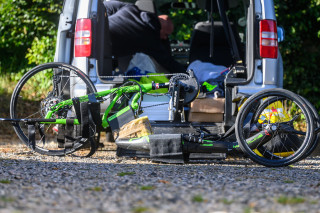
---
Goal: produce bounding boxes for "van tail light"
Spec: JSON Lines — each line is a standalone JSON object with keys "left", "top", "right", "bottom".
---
{"left": 75, "top": 19, "right": 92, "bottom": 57}
{"left": 260, "top": 20, "right": 278, "bottom": 59}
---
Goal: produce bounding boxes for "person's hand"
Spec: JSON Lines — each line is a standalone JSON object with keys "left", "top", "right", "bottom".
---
{"left": 158, "top": 15, "right": 174, "bottom": 40}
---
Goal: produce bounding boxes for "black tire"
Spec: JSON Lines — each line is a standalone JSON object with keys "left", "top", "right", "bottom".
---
{"left": 10, "top": 62, "right": 97, "bottom": 156}
{"left": 299, "top": 96, "right": 320, "bottom": 157}
{"left": 253, "top": 95, "right": 320, "bottom": 160}
{"left": 235, "top": 88, "right": 314, "bottom": 167}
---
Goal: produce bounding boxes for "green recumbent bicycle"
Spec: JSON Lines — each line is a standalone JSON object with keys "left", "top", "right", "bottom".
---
{"left": 4, "top": 62, "right": 319, "bottom": 167}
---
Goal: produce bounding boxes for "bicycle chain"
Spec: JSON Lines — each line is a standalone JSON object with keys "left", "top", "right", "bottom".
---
{"left": 87, "top": 73, "right": 190, "bottom": 110}
{"left": 87, "top": 73, "right": 178, "bottom": 79}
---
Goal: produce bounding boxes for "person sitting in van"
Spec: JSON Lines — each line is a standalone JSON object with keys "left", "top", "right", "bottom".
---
{"left": 104, "top": 0, "right": 186, "bottom": 74}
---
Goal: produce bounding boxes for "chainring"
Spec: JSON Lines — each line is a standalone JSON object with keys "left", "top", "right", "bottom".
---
{"left": 169, "top": 70, "right": 199, "bottom": 104}
{"left": 40, "top": 92, "right": 65, "bottom": 118}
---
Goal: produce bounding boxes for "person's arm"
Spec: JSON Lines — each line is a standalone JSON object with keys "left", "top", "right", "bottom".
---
{"left": 103, "top": 1, "right": 130, "bottom": 16}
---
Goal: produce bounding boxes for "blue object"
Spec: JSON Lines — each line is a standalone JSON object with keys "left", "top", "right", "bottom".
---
{"left": 126, "top": 67, "right": 151, "bottom": 81}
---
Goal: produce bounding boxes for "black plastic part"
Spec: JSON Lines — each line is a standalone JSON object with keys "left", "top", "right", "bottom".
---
{"left": 189, "top": 153, "right": 226, "bottom": 160}
{"left": 80, "top": 102, "right": 89, "bottom": 138}
{"left": 224, "top": 85, "right": 234, "bottom": 127}
{"left": 27, "top": 124, "right": 36, "bottom": 150}
{"left": 116, "top": 147, "right": 149, "bottom": 158}
{"left": 108, "top": 106, "right": 135, "bottom": 138}
{"left": 38, "top": 124, "right": 45, "bottom": 145}
{"left": 64, "top": 119, "right": 75, "bottom": 148}
{"left": 149, "top": 134, "right": 185, "bottom": 164}
{"left": 183, "top": 140, "right": 231, "bottom": 153}
{"left": 57, "top": 124, "right": 66, "bottom": 148}
{"left": 89, "top": 102, "right": 101, "bottom": 130}
{"left": 72, "top": 97, "right": 81, "bottom": 123}
{"left": 87, "top": 93, "right": 102, "bottom": 131}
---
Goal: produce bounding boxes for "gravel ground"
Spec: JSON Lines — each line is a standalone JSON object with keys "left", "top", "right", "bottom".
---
{"left": 0, "top": 142, "right": 320, "bottom": 213}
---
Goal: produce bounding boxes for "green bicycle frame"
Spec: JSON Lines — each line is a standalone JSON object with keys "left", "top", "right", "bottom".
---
{"left": 44, "top": 83, "right": 161, "bottom": 128}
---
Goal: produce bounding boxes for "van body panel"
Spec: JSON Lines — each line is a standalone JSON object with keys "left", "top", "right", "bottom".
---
{"left": 238, "top": 0, "right": 283, "bottom": 95}
{"left": 54, "top": 0, "right": 76, "bottom": 63}
{"left": 76, "top": 0, "right": 91, "bottom": 19}
{"left": 54, "top": 0, "right": 284, "bottom": 124}
{"left": 261, "top": 0, "right": 276, "bottom": 20}
{"left": 263, "top": 58, "right": 278, "bottom": 85}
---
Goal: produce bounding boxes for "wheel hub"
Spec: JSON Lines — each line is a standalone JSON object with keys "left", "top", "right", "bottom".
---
{"left": 40, "top": 94, "right": 63, "bottom": 117}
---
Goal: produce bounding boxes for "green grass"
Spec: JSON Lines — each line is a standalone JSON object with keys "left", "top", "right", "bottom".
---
{"left": 86, "top": 186, "right": 102, "bottom": 192}
{"left": 277, "top": 196, "right": 305, "bottom": 205}
{"left": 221, "top": 198, "right": 233, "bottom": 205}
{"left": 140, "top": 185, "right": 156, "bottom": 190}
{"left": 192, "top": 195, "right": 205, "bottom": 203}
{"left": 244, "top": 206, "right": 252, "bottom": 213}
{"left": 117, "top": 172, "right": 136, "bottom": 177}
{"left": 132, "top": 206, "right": 149, "bottom": 213}
{"left": 0, "top": 179, "right": 11, "bottom": 184}
{"left": 283, "top": 179, "right": 294, "bottom": 183}
{"left": 0, "top": 196, "right": 15, "bottom": 202}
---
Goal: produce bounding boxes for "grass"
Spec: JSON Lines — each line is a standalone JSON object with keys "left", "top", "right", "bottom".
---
{"left": 117, "top": 172, "right": 136, "bottom": 177}
{"left": 221, "top": 198, "right": 233, "bottom": 205}
{"left": 132, "top": 206, "right": 149, "bottom": 213}
{"left": 277, "top": 196, "right": 305, "bottom": 205}
{"left": 244, "top": 206, "right": 253, "bottom": 213}
{"left": 283, "top": 179, "right": 294, "bottom": 183}
{"left": 140, "top": 185, "right": 156, "bottom": 190}
{"left": 192, "top": 195, "right": 205, "bottom": 203}
{"left": 0, "top": 179, "right": 12, "bottom": 184}
{"left": 86, "top": 186, "right": 102, "bottom": 192}
{"left": 0, "top": 196, "right": 15, "bottom": 202}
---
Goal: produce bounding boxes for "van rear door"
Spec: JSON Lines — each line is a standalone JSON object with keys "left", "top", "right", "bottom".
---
{"left": 54, "top": 0, "right": 79, "bottom": 64}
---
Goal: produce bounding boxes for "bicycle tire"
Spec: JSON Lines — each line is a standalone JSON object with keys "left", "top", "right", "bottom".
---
{"left": 253, "top": 95, "right": 320, "bottom": 160}
{"left": 235, "top": 88, "right": 314, "bottom": 167}
{"left": 299, "top": 96, "right": 320, "bottom": 158}
{"left": 10, "top": 62, "right": 97, "bottom": 156}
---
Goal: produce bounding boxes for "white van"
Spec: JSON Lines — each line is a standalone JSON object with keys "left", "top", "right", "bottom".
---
{"left": 54, "top": 0, "right": 285, "bottom": 128}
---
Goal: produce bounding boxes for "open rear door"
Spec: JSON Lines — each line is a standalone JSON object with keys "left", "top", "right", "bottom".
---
{"left": 54, "top": 0, "right": 79, "bottom": 64}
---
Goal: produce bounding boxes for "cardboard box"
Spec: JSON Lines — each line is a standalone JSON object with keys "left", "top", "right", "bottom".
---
{"left": 188, "top": 112, "right": 224, "bottom": 122}
{"left": 188, "top": 98, "right": 225, "bottom": 122}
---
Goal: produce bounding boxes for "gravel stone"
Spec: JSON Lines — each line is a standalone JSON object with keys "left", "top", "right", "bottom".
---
{"left": 0, "top": 143, "right": 320, "bottom": 213}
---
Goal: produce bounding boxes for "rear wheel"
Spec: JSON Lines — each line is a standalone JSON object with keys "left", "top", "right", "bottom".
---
{"left": 299, "top": 96, "right": 320, "bottom": 157}
{"left": 235, "top": 88, "right": 314, "bottom": 167}
{"left": 10, "top": 62, "right": 97, "bottom": 156}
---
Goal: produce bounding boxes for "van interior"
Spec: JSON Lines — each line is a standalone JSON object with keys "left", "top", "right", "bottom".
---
{"left": 96, "top": 0, "right": 250, "bottom": 82}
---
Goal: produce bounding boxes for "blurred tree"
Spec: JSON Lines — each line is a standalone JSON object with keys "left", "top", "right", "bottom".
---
{"left": 0, "top": 0, "right": 61, "bottom": 76}
{"left": 274, "top": 0, "right": 320, "bottom": 109}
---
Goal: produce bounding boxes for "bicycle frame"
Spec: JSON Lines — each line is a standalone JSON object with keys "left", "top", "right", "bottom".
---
{"left": 38, "top": 79, "right": 276, "bottom": 154}
{"left": 43, "top": 82, "right": 167, "bottom": 128}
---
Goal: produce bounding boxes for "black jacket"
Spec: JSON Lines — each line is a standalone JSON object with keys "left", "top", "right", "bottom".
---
{"left": 104, "top": 1, "right": 185, "bottom": 73}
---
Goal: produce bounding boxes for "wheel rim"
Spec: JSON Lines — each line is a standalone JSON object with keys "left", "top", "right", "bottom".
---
{"left": 10, "top": 63, "right": 97, "bottom": 156}
{"left": 235, "top": 89, "right": 314, "bottom": 167}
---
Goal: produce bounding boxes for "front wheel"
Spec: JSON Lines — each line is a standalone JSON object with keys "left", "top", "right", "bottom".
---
{"left": 10, "top": 62, "right": 97, "bottom": 156}
{"left": 235, "top": 88, "right": 314, "bottom": 167}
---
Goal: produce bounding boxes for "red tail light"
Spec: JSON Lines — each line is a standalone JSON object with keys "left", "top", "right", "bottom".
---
{"left": 75, "top": 19, "right": 92, "bottom": 57}
{"left": 260, "top": 20, "right": 278, "bottom": 59}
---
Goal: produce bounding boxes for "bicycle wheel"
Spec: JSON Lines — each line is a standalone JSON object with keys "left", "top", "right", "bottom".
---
{"left": 299, "top": 96, "right": 320, "bottom": 158}
{"left": 235, "top": 88, "right": 314, "bottom": 167}
{"left": 10, "top": 62, "right": 97, "bottom": 156}
{"left": 252, "top": 95, "right": 320, "bottom": 160}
